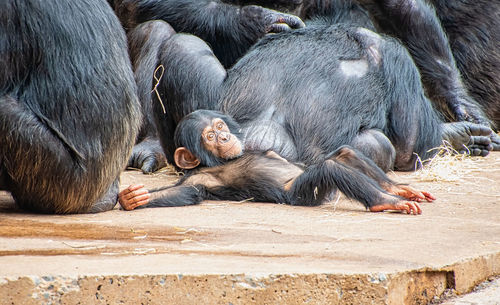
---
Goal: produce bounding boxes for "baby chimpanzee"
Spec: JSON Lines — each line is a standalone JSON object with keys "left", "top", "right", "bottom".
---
{"left": 119, "top": 110, "right": 434, "bottom": 214}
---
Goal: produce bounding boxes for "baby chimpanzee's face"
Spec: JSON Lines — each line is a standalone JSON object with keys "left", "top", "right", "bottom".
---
{"left": 201, "top": 118, "right": 242, "bottom": 160}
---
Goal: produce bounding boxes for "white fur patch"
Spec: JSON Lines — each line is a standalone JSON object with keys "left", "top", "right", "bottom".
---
{"left": 340, "top": 59, "right": 369, "bottom": 78}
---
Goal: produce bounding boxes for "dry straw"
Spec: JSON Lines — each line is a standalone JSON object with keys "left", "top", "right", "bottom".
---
{"left": 411, "top": 142, "right": 483, "bottom": 182}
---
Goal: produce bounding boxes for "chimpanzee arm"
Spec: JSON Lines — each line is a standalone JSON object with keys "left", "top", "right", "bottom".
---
{"left": 114, "top": 0, "right": 304, "bottom": 67}
{"left": 151, "top": 33, "right": 227, "bottom": 164}
{"left": 288, "top": 146, "right": 427, "bottom": 214}
{"left": 365, "top": 0, "right": 489, "bottom": 126}
{"left": 124, "top": 21, "right": 176, "bottom": 173}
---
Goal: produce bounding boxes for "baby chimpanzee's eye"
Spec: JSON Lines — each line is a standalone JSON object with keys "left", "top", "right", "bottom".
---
{"left": 207, "top": 132, "right": 216, "bottom": 141}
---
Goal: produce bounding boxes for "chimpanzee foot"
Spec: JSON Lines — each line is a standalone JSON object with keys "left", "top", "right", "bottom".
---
{"left": 127, "top": 138, "right": 167, "bottom": 173}
{"left": 369, "top": 201, "right": 422, "bottom": 215}
{"left": 449, "top": 95, "right": 500, "bottom": 151}
{"left": 441, "top": 122, "right": 493, "bottom": 156}
{"left": 88, "top": 179, "right": 119, "bottom": 213}
{"left": 385, "top": 184, "right": 435, "bottom": 203}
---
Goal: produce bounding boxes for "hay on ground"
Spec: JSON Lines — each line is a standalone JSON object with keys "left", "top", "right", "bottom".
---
{"left": 411, "top": 144, "right": 483, "bottom": 182}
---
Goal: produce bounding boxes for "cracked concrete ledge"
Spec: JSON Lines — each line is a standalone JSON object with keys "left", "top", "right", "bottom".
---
{"left": 1, "top": 253, "right": 499, "bottom": 305}
{"left": 1, "top": 153, "right": 499, "bottom": 304}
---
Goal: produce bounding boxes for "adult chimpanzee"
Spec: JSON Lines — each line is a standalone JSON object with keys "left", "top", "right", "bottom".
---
{"left": 112, "top": 0, "right": 499, "bottom": 173}
{"left": 119, "top": 110, "right": 435, "bottom": 214}
{"left": 123, "top": 21, "right": 177, "bottom": 173}
{"left": 113, "top": 0, "right": 498, "bottom": 127}
{"left": 144, "top": 6, "right": 493, "bottom": 172}
{"left": 430, "top": 1, "right": 500, "bottom": 127}
{"left": 232, "top": 0, "right": 500, "bottom": 132}
{"left": 109, "top": 0, "right": 305, "bottom": 173}
{"left": 109, "top": 0, "right": 305, "bottom": 68}
{"left": 0, "top": 0, "right": 141, "bottom": 214}
{"left": 357, "top": 0, "right": 500, "bottom": 129}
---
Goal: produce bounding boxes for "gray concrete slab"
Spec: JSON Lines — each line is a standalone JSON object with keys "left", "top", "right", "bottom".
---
{"left": 0, "top": 153, "right": 499, "bottom": 304}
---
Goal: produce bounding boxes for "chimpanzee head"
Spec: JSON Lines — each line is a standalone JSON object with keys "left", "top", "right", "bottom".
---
{"left": 173, "top": 110, "right": 243, "bottom": 169}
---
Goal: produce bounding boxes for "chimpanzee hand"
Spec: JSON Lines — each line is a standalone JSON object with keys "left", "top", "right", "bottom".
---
{"left": 127, "top": 138, "right": 167, "bottom": 174}
{"left": 119, "top": 184, "right": 150, "bottom": 211}
{"left": 240, "top": 5, "right": 305, "bottom": 35}
{"left": 441, "top": 122, "right": 493, "bottom": 156}
{"left": 490, "top": 132, "right": 500, "bottom": 151}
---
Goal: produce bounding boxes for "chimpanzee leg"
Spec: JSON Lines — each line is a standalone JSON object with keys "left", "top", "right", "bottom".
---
{"left": 366, "top": 0, "right": 490, "bottom": 126}
{"left": 328, "top": 146, "right": 435, "bottom": 203}
{"left": 125, "top": 21, "right": 175, "bottom": 173}
{"left": 113, "top": 0, "right": 304, "bottom": 68}
{"left": 152, "top": 33, "right": 227, "bottom": 164}
{"left": 88, "top": 178, "right": 120, "bottom": 213}
{"left": 288, "top": 146, "right": 423, "bottom": 214}
{"left": 326, "top": 145, "right": 394, "bottom": 185}
{"left": 0, "top": 97, "right": 115, "bottom": 214}
{"left": 378, "top": 37, "right": 492, "bottom": 170}
{"left": 350, "top": 129, "right": 395, "bottom": 172}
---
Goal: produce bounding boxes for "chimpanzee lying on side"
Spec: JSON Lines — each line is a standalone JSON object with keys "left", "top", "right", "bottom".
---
{"left": 150, "top": 21, "right": 493, "bottom": 172}
{"left": 115, "top": 0, "right": 500, "bottom": 174}
{"left": 119, "top": 110, "right": 435, "bottom": 214}
{"left": 119, "top": 9, "right": 492, "bottom": 214}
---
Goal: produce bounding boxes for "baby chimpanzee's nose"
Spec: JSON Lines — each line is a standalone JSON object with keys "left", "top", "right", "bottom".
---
{"left": 218, "top": 132, "right": 230, "bottom": 143}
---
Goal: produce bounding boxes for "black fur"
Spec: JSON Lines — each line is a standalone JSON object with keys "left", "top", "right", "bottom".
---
{"left": 150, "top": 34, "right": 227, "bottom": 165}
{"left": 152, "top": 4, "right": 492, "bottom": 172}
{"left": 220, "top": 22, "right": 440, "bottom": 170}
{"left": 112, "top": 0, "right": 306, "bottom": 171}
{"left": 430, "top": 0, "right": 500, "bottom": 128}
{"left": 138, "top": 146, "right": 406, "bottom": 211}
{"left": 0, "top": 0, "right": 141, "bottom": 213}
{"left": 112, "top": 0, "right": 304, "bottom": 68}
{"left": 124, "top": 21, "right": 175, "bottom": 173}
{"left": 142, "top": 185, "right": 205, "bottom": 208}
{"left": 228, "top": 0, "right": 500, "bottom": 143}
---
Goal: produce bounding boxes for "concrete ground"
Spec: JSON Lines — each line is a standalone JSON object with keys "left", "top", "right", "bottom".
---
{"left": 436, "top": 276, "right": 500, "bottom": 305}
{"left": 0, "top": 152, "right": 499, "bottom": 305}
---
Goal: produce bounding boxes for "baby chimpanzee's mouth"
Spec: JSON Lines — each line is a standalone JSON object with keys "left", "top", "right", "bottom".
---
{"left": 220, "top": 141, "right": 242, "bottom": 159}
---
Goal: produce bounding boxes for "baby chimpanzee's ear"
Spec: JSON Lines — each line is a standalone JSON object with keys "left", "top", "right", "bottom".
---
{"left": 174, "top": 147, "right": 201, "bottom": 169}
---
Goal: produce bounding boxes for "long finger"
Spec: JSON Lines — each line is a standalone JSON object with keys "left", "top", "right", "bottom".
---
{"left": 422, "top": 191, "right": 436, "bottom": 201}
{"left": 469, "top": 136, "right": 492, "bottom": 147}
{"left": 130, "top": 198, "right": 151, "bottom": 209}
{"left": 130, "top": 194, "right": 151, "bottom": 209}
{"left": 267, "top": 23, "right": 291, "bottom": 34}
{"left": 120, "top": 184, "right": 145, "bottom": 196}
{"left": 122, "top": 188, "right": 149, "bottom": 201}
{"left": 468, "top": 124, "right": 493, "bottom": 137}
{"left": 280, "top": 15, "right": 305, "bottom": 29}
{"left": 409, "top": 202, "right": 422, "bottom": 215}
{"left": 121, "top": 193, "right": 151, "bottom": 211}
{"left": 128, "top": 193, "right": 150, "bottom": 206}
